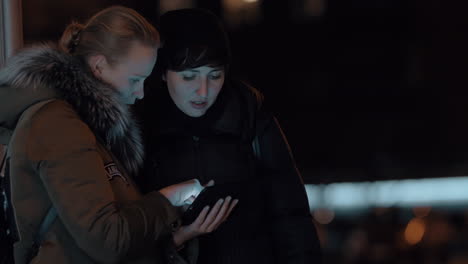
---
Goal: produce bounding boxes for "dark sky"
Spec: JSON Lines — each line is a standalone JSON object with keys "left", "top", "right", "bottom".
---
{"left": 22, "top": 0, "right": 468, "bottom": 183}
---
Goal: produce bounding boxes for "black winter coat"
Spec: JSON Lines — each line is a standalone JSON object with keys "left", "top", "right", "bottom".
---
{"left": 137, "top": 80, "right": 322, "bottom": 264}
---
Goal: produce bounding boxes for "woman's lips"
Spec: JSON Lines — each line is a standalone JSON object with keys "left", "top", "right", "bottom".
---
{"left": 190, "top": 101, "right": 207, "bottom": 109}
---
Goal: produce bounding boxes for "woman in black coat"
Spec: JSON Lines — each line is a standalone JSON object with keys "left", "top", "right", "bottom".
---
{"left": 137, "top": 8, "right": 322, "bottom": 264}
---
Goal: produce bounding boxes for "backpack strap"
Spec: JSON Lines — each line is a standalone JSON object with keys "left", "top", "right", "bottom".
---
{"left": 26, "top": 207, "right": 57, "bottom": 262}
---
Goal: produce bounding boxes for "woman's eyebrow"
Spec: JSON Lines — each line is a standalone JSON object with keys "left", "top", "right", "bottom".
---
{"left": 132, "top": 73, "right": 149, "bottom": 78}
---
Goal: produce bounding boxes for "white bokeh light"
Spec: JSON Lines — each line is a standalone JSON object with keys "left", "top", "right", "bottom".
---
{"left": 306, "top": 176, "right": 468, "bottom": 210}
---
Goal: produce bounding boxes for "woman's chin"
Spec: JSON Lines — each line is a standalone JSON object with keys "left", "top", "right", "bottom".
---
{"left": 184, "top": 108, "right": 206, "bottom": 118}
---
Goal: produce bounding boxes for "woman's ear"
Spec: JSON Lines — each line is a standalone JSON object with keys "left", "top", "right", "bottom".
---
{"left": 88, "top": 54, "right": 107, "bottom": 78}
{"left": 162, "top": 72, "right": 167, "bottom": 82}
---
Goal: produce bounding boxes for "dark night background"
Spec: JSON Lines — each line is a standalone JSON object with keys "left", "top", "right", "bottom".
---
{"left": 13, "top": 1, "right": 468, "bottom": 262}
{"left": 22, "top": 0, "right": 468, "bottom": 184}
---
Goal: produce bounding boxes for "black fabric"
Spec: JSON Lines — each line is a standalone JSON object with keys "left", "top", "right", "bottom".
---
{"left": 137, "top": 80, "right": 322, "bottom": 264}
{"left": 159, "top": 8, "right": 228, "bottom": 51}
{"left": 157, "top": 8, "right": 231, "bottom": 71}
{"left": 1, "top": 155, "right": 15, "bottom": 264}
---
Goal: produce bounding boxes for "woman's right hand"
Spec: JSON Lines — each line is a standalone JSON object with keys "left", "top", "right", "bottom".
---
{"left": 173, "top": 196, "right": 238, "bottom": 247}
{"left": 158, "top": 179, "right": 205, "bottom": 207}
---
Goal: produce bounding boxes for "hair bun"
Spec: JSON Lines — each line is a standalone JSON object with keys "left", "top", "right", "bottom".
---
{"left": 59, "top": 22, "right": 85, "bottom": 54}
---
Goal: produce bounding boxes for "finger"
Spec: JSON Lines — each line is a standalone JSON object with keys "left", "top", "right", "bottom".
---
{"left": 204, "top": 179, "right": 215, "bottom": 187}
{"left": 182, "top": 179, "right": 204, "bottom": 201}
{"left": 183, "top": 179, "right": 201, "bottom": 189}
{"left": 192, "top": 205, "right": 210, "bottom": 227}
{"left": 220, "top": 199, "right": 238, "bottom": 223}
{"left": 183, "top": 195, "right": 197, "bottom": 205}
{"left": 181, "top": 204, "right": 190, "bottom": 212}
{"left": 191, "top": 179, "right": 205, "bottom": 197}
{"left": 207, "top": 196, "right": 232, "bottom": 231}
{"left": 173, "top": 179, "right": 202, "bottom": 205}
{"left": 190, "top": 179, "right": 201, "bottom": 185}
{"left": 199, "top": 198, "right": 224, "bottom": 231}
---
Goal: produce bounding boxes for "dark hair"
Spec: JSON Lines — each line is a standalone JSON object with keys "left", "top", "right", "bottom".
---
{"left": 59, "top": 6, "right": 159, "bottom": 66}
{"left": 157, "top": 8, "right": 231, "bottom": 72}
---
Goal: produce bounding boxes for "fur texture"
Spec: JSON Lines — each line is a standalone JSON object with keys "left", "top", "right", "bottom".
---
{"left": 0, "top": 44, "right": 144, "bottom": 177}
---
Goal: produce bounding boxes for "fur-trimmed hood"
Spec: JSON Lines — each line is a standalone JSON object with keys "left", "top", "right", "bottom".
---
{"left": 0, "top": 44, "right": 144, "bottom": 177}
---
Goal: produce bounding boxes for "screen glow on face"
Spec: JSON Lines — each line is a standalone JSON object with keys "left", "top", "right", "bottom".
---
{"left": 165, "top": 65, "right": 225, "bottom": 117}
{"left": 100, "top": 42, "right": 157, "bottom": 105}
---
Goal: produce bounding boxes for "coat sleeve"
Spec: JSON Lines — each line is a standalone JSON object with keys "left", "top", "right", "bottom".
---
{"left": 256, "top": 114, "right": 322, "bottom": 264}
{"left": 25, "top": 101, "right": 179, "bottom": 263}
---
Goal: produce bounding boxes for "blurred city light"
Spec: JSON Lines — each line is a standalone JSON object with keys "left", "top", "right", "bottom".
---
{"left": 412, "top": 206, "right": 431, "bottom": 218}
{"left": 159, "top": 0, "right": 195, "bottom": 14}
{"left": 222, "top": 0, "right": 261, "bottom": 27}
{"left": 313, "top": 208, "right": 335, "bottom": 224}
{"left": 404, "top": 218, "right": 426, "bottom": 245}
{"left": 304, "top": 0, "right": 326, "bottom": 17}
{"left": 305, "top": 176, "right": 468, "bottom": 210}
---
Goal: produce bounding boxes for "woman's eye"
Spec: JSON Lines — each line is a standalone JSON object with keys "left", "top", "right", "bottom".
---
{"left": 182, "top": 74, "right": 196, "bottom": 81}
{"left": 130, "top": 79, "right": 141, "bottom": 85}
{"left": 209, "top": 72, "right": 223, "bottom": 80}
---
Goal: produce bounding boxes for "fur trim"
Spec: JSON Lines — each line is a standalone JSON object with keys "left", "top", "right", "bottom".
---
{"left": 0, "top": 44, "right": 144, "bottom": 177}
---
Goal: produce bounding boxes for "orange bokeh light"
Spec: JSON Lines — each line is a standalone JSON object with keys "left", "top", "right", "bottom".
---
{"left": 404, "top": 218, "right": 426, "bottom": 245}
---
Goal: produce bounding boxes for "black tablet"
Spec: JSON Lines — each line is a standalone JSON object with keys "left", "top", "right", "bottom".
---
{"left": 181, "top": 183, "right": 239, "bottom": 225}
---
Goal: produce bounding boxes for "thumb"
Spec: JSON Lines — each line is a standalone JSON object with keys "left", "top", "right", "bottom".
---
{"left": 204, "top": 179, "right": 215, "bottom": 187}
{"left": 184, "top": 195, "right": 197, "bottom": 205}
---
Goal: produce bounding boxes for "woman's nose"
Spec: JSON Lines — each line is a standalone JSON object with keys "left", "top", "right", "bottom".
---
{"left": 135, "top": 84, "right": 145, "bottom": 99}
{"left": 196, "top": 78, "right": 208, "bottom": 97}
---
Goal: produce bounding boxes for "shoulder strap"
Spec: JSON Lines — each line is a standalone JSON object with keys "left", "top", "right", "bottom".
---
{"left": 28, "top": 207, "right": 57, "bottom": 261}
{"left": 36, "top": 208, "right": 57, "bottom": 243}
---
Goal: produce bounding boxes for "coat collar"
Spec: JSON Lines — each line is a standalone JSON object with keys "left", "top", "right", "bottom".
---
{"left": 0, "top": 44, "right": 143, "bottom": 177}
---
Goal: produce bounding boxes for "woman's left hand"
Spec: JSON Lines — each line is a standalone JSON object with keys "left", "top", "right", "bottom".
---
{"left": 173, "top": 196, "right": 238, "bottom": 247}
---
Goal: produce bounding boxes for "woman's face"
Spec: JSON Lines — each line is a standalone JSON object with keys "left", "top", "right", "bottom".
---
{"left": 95, "top": 41, "right": 157, "bottom": 105}
{"left": 165, "top": 65, "right": 225, "bottom": 117}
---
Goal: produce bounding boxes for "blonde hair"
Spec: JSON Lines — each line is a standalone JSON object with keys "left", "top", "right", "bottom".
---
{"left": 59, "top": 6, "right": 159, "bottom": 65}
